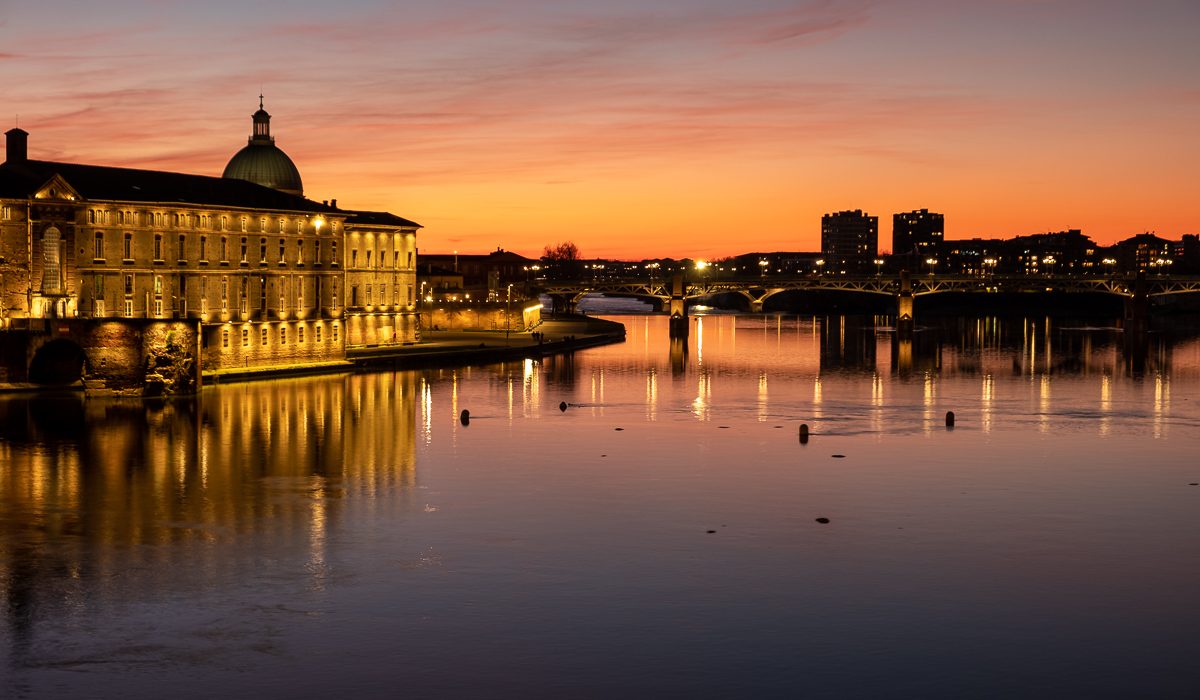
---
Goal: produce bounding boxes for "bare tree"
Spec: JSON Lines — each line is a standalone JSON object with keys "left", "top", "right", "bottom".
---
{"left": 542, "top": 241, "right": 580, "bottom": 262}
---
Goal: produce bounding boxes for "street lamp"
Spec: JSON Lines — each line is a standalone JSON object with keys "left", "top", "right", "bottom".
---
{"left": 983, "top": 257, "right": 997, "bottom": 279}
{"left": 1102, "top": 257, "right": 1117, "bottom": 276}
{"left": 506, "top": 283, "right": 512, "bottom": 345}
{"left": 1043, "top": 256, "right": 1056, "bottom": 276}
{"left": 815, "top": 258, "right": 825, "bottom": 276}
{"left": 758, "top": 259, "right": 769, "bottom": 279}
{"left": 925, "top": 257, "right": 937, "bottom": 276}
{"left": 874, "top": 258, "right": 884, "bottom": 276}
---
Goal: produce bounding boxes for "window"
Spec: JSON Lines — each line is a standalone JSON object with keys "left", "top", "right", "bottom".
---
{"left": 366, "top": 285, "right": 372, "bottom": 305}
{"left": 223, "top": 329, "right": 230, "bottom": 348}
{"left": 220, "top": 215, "right": 228, "bottom": 231}
{"left": 123, "top": 233, "right": 133, "bottom": 260}
{"left": 331, "top": 241, "right": 338, "bottom": 265}
{"left": 408, "top": 285, "right": 414, "bottom": 305}
{"left": 178, "top": 234, "right": 186, "bottom": 261}
{"left": 366, "top": 250, "right": 372, "bottom": 268}
{"left": 153, "top": 234, "right": 163, "bottom": 261}
{"left": 240, "top": 237, "right": 248, "bottom": 264}
{"left": 261, "top": 326, "right": 269, "bottom": 346}
{"left": 394, "top": 251, "right": 399, "bottom": 269}
{"left": 3, "top": 205, "right": 16, "bottom": 221}
{"left": 240, "top": 217, "right": 247, "bottom": 232}
{"left": 260, "top": 237, "right": 267, "bottom": 263}
{"left": 221, "top": 277, "right": 228, "bottom": 305}
{"left": 124, "top": 298, "right": 133, "bottom": 317}
{"left": 200, "top": 235, "right": 208, "bottom": 261}
{"left": 407, "top": 251, "right": 413, "bottom": 268}
{"left": 332, "top": 323, "right": 338, "bottom": 342}
{"left": 124, "top": 274, "right": 133, "bottom": 294}
{"left": 154, "top": 297, "right": 163, "bottom": 316}
{"left": 116, "top": 211, "right": 124, "bottom": 225}
{"left": 296, "top": 220, "right": 303, "bottom": 234}
{"left": 279, "top": 238, "right": 286, "bottom": 263}
{"left": 298, "top": 326, "right": 305, "bottom": 343}
{"left": 280, "top": 327, "right": 287, "bottom": 344}
{"left": 352, "top": 249, "right": 358, "bottom": 268}
{"left": 315, "top": 325, "right": 322, "bottom": 342}
{"left": 154, "top": 276, "right": 163, "bottom": 295}
{"left": 154, "top": 212, "right": 163, "bottom": 227}
{"left": 278, "top": 218, "right": 285, "bottom": 233}
{"left": 94, "top": 232, "right": 105, "bottom": 260}
{"left": 220, "top": 236, "right": 229, "bottom": 262}
{"left": 242, "top": 328, "right": 249, "bottom": 347}
{"left": 351, "top": 285, "right": 359, "bottom": 306}
{"left": 297, "top": 282, "right": 304, "bottom": 309}
{"left": 260, "top": 218, "right": 268, "bottom": 232}
{"left": 296, "top": 240, "right": 304, "bottom": 265}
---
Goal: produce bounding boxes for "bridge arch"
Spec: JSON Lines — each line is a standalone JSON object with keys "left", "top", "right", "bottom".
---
{"left": 29, "top": 338, "right": 87, "bottom": 385}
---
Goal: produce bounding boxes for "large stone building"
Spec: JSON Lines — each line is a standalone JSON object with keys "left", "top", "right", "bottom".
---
{"left": 0, "top": 102, "right": 420, "bottom": 390}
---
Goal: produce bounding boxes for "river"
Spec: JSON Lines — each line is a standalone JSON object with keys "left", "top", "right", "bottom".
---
{"left": 2, "top": 313, "right": 1198, "bottom": 698}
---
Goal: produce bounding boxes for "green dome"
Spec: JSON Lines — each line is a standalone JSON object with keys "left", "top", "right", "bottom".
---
{"left": 222, "top": 99, "right": 304, "bottom": 196}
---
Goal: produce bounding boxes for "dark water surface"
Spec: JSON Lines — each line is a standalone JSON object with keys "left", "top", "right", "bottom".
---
{"left": 2, "top": 314, "right": 1199, "bottom": 698}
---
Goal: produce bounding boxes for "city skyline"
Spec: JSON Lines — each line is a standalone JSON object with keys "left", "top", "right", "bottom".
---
{"left": 4, "top": 0, "right": 1199, "bottom": 259}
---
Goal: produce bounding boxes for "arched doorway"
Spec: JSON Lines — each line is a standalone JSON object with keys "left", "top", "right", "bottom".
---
{"left": 29, "top": 339, "right": 86, "bottom": 385}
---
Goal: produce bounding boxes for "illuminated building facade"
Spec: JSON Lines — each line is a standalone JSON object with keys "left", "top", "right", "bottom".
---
{"left": 0, "top": 103, "right": 420, "bottom": 384}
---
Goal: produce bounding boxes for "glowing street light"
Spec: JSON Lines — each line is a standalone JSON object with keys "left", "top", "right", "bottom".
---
{"left": 758, "top": 259, "right": 769, "bottom": 278}
{"left": 815, "top": 259, "right": 825, "bottom": 276}
{"left": 874, "top": 258, "right": 884, "bottom": 276}
{"left": 1102, "top": 257, "right": 1117, "bottom": 276}
{"left": 925, "top": 257, "right": 938, "bottom": 276}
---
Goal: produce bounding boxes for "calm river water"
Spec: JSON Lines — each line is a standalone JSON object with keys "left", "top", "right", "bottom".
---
{"left": 2, "top": 313, "right": 1199, "bottom": 698}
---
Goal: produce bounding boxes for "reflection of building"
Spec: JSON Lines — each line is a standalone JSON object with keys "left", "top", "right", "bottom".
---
{"left": 0, "top": 102, "right": 420, "bottom": 381}
{"left": 821, "top": 210, "right": 878, "bottom": 271}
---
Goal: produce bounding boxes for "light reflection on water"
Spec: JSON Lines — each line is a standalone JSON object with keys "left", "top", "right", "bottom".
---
{"left": 2, "top": 314, "right": 1200, "bottom": 698}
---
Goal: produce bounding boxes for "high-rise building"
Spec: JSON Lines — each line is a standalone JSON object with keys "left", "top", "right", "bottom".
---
{"left": 821, "top": 210, "right": 878, "bottom": 262}
{"left": 892, "top": 209, "right": 943, "bottom": 257}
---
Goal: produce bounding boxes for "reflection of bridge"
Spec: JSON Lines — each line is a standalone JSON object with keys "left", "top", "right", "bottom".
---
{"left": 541, "top": 274, "right": 1200, "bottom": 314}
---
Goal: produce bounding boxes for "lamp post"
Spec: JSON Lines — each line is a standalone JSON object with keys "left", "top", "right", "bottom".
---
{"left": 1102, "top": 257, "right": 1116, "bottom": 277}
{"left": 505, "top": 283, "right": 512, "bottom": 345}
{"left": 815, "top": 259, "right": 825, "bottom": 276}
{"left": 925, "top": 257, "right": 937, "bottom": 276}
{"left": 759, "top": 259, "right": 768, "bottom": 279}
{"left": 1043, "top": 256, "right": 1056, "bottom": 277}
{"left": 874, "top": 258, "right": 884, "bottom": 277}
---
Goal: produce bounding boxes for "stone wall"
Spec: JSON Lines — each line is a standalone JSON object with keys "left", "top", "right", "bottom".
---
{"left": 200, "top": 319, "right": 345, "bottom": 373}
{"left": 418, "top": 303, "right": 541, "bottom": 333}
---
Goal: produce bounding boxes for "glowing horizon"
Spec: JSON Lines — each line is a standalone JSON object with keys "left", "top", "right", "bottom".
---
{"left": 4, "top": 0, "right": 1198, "bottom": 260}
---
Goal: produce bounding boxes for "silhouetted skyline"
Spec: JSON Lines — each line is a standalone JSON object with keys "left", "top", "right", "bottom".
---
{"left": 4, "top": 1, "right": 1199, "bottom": 258}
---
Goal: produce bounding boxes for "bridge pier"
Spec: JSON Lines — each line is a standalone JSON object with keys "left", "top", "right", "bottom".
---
{"left": 749, "top": 300, "right": 764, "bottom": 314}
{"left": 1124, "top": 272, "right": 1150, "bottom": 334}
{"left": 668, "top": 273, "right": 689, "bottom": 338}
{"left": 896, "top": 270, "right": 915, "bottom": 335}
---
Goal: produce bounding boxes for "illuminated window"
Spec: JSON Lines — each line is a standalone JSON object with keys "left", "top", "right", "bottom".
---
{"left": 240, "top": 238, "right": 248, "bottom": 263}
{"left": 261, "top": 326, "right": 268, "bottom": 346}
{"left": 240, "top": 217, "right": 247, "bottom": 232}
{"left": 199, "top": 235, "right": 208, "bottom": 261}
{"left": 332, "top": 323, "right": 338, "bottom": 342}
{"left": 1, "top": 205, "right": 12, "bottom": 220}
{"left": 259, "top": 237, "right": 267, "bottom": 263}
{"left": 154, "top": 276, "right": 163, "bottom": 295}
{"left": 331, "top": 241, "right": 338, "bottom": 265}
{"left": 280, "top": 327, "right": 287, "bottom": 344}
{"left": 279, "top": 238, "right": 286, "bottom": 263}
{"left": 221, "top": 277, "right": 228, "bottom": 304}
{"left": 220, "top": 215, "right": 228, "bottom": 231}
{"left": 242, "top": 328, "right": 249, "bottom": 347}
{"left": 278, "top": 218, "right": 285, "bottom": 233}
{"left": 298, "top": 326, "right": 305, "bottom": 343}
{"left": 94, "top": 232, "right": 105, "bottom": 260}
{"left": 123, "top": 233, "right": 133, "bottom": 260}
{"left": 220, "top": 236, "right": 229, "bottom": 262}
{"left": 296, "top": 240, "right": 304, "bottom": 264}
{"left": 315, "top": 325, "right": 322, "bottom": 343}
{"left": 222, "top": 329, "right": 229, "bottom": 348}
{"left": 260, "top": 218, "right": 268, "bottom": 232}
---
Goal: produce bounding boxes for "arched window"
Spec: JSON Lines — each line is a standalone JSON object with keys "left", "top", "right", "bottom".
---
{"left": 41, "top": 226, "right": 63, "bottom": 295}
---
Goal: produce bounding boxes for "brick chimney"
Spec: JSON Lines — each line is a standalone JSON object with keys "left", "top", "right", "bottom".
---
{"left": 5, "top": 128, "right": 28, "bottom": 164}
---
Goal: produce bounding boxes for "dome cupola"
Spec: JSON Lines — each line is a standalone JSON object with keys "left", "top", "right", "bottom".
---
{"left": 222, "top": 96, "right": 304, "bottom": 196}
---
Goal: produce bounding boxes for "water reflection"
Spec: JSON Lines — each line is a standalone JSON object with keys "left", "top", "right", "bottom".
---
{"left": 0, "top": 373, "right": 417, "bottom": 673}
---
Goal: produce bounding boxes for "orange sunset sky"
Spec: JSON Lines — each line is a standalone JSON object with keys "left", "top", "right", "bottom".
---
{"left": 3, "top": 0, "right": 1198, "bottom": 259}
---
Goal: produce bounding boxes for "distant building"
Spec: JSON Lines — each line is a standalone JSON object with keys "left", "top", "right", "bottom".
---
{"left": 820, "top": 210, "right": 877, "bottom": 271}
{"left": 1115, "top": 233, "right": 1175, "bottom": 273}
{"left": 419, "top": 248, "right": 537, "bottom": 301}
{"left": 892, "top": 209, "right": 943, "bottom": 258}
